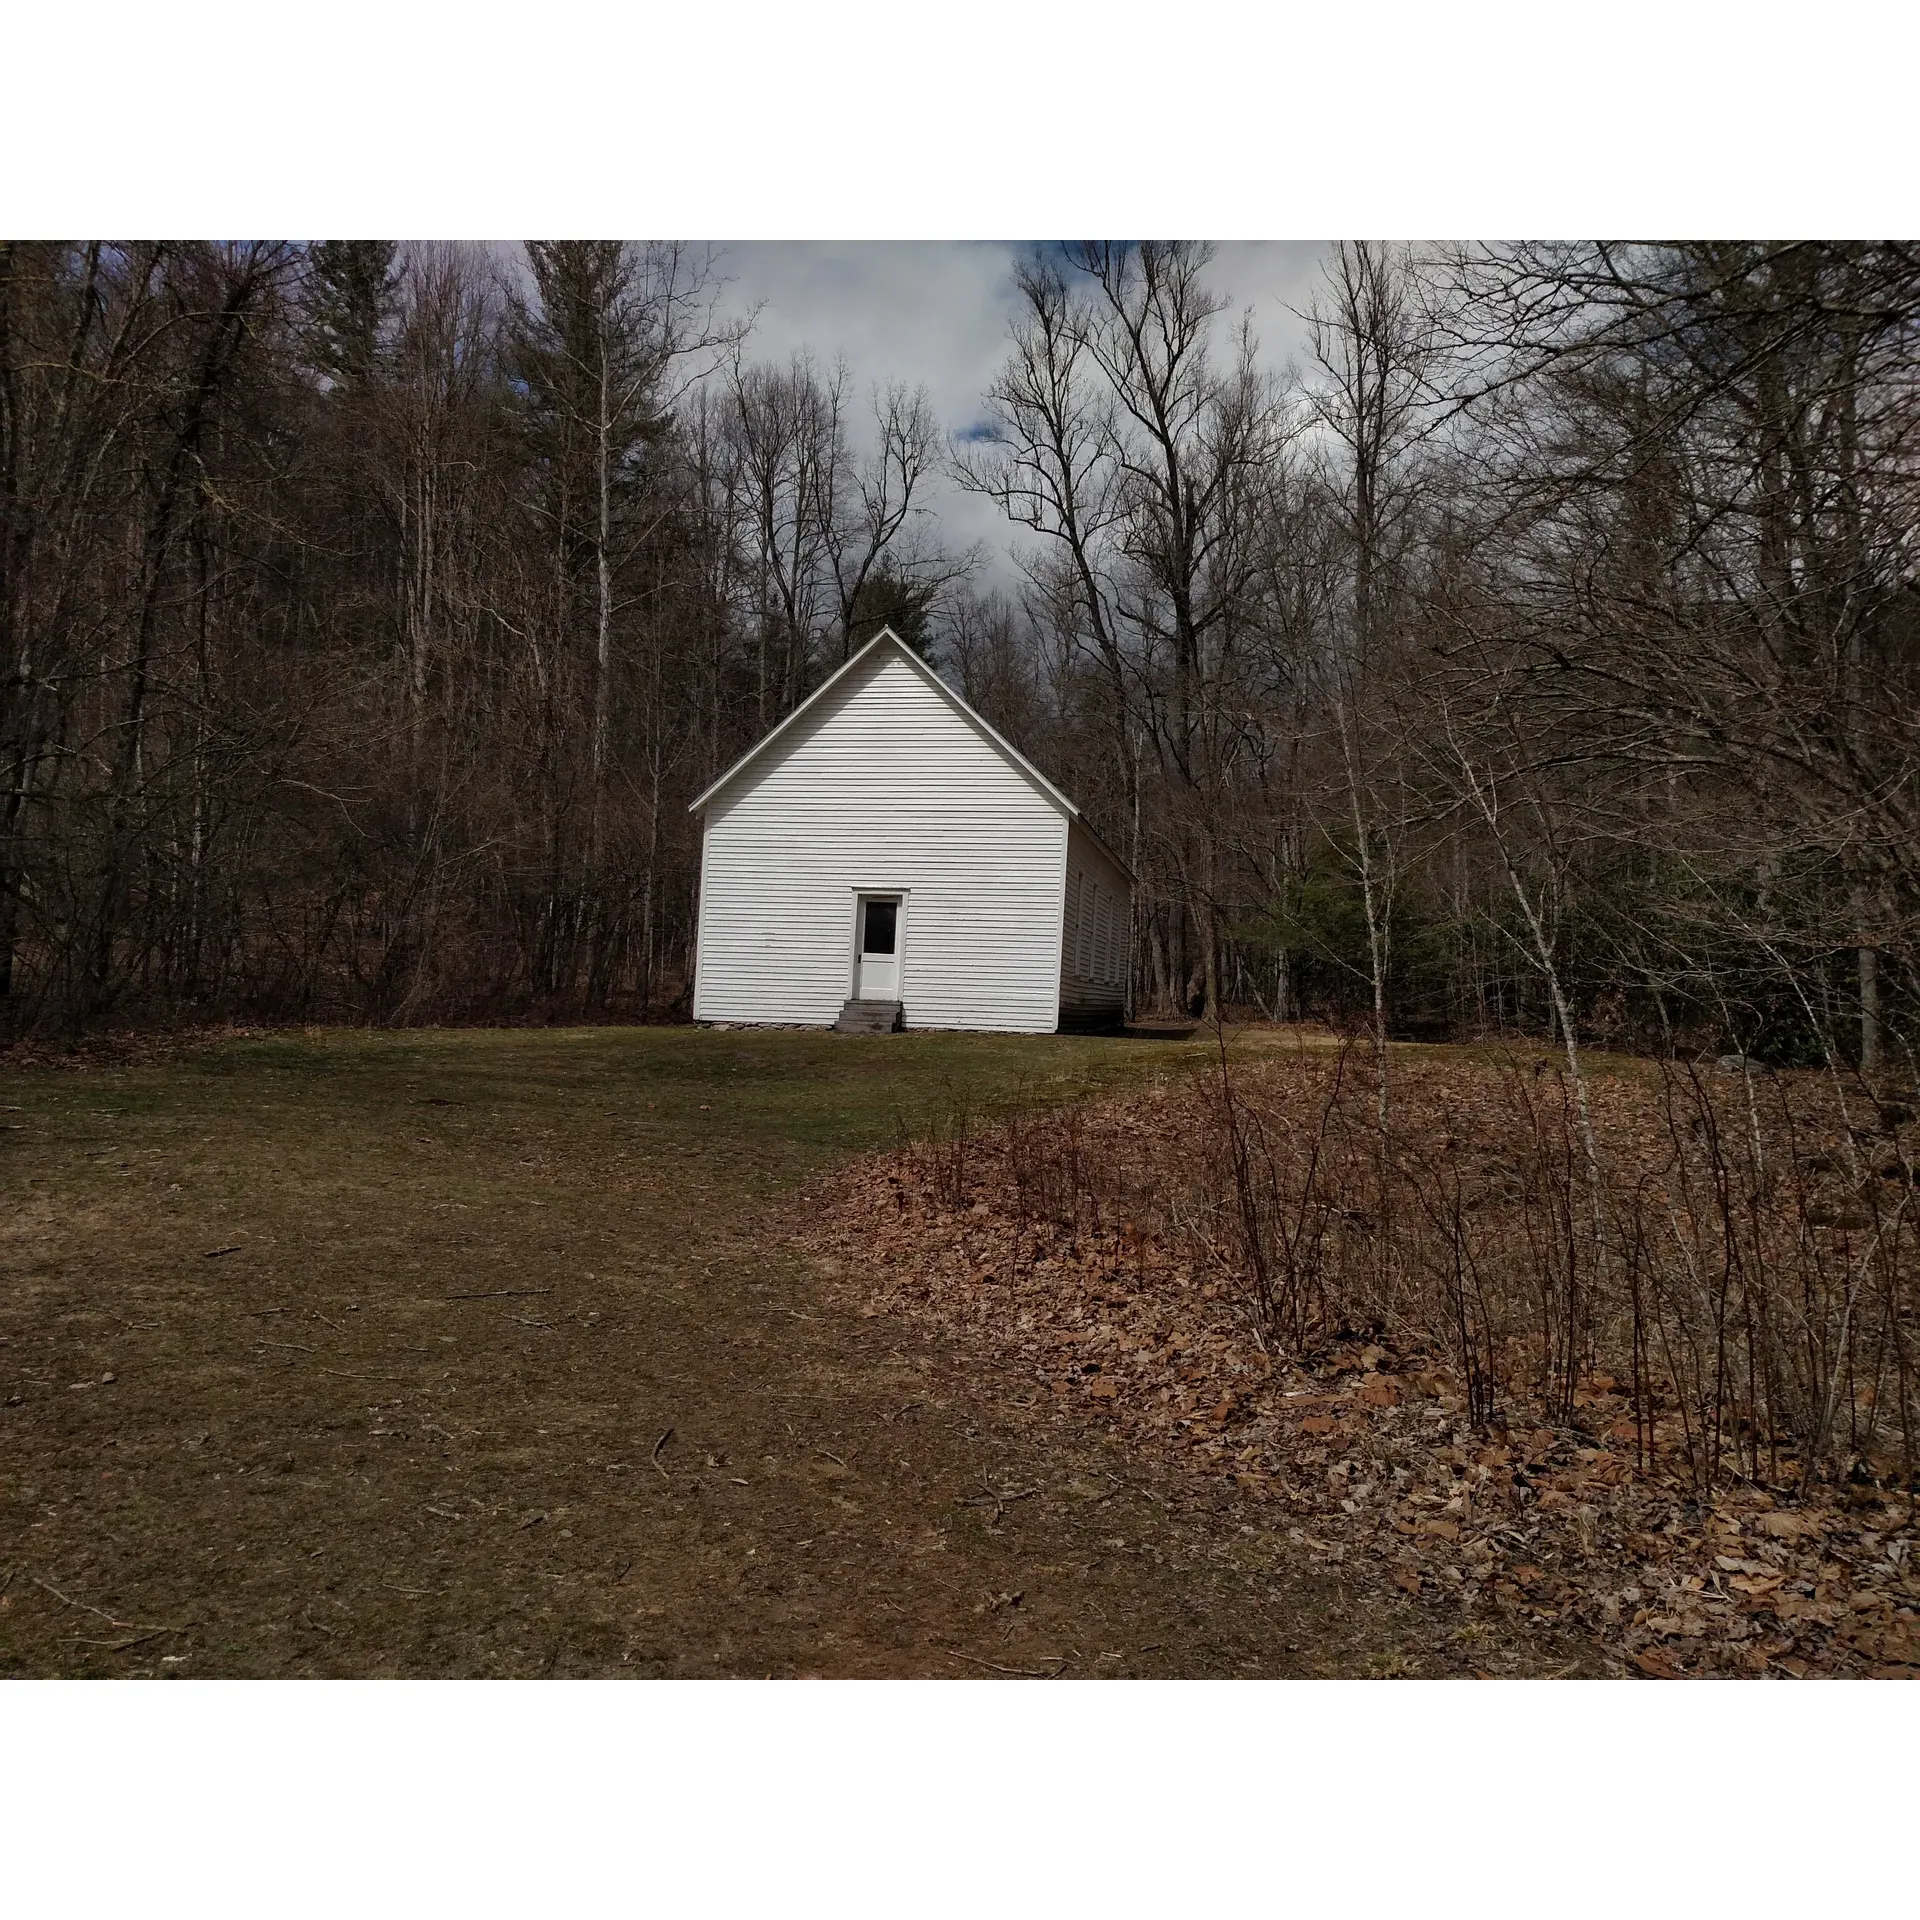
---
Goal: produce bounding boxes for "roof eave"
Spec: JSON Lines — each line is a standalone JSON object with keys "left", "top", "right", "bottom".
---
{"left": 687, "top": 631, "right": 896, "bottom": 816}
{"left": 687, "top": 627, "right": 1081, "bottom": 823}
{"left": 685, "top": 625, "right": 1136, "bottom": 884}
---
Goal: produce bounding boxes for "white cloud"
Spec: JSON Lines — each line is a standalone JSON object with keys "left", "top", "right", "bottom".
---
{"left": 713, "top": 242, "right": 1017, "bottom": 434}
{"left": 708, "top": 241, "right": 1337, "bottom": 594}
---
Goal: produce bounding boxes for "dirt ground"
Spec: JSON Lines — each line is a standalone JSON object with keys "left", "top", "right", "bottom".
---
{"left": 1, "top": 1025, "right": 1590, "bottom": 1678}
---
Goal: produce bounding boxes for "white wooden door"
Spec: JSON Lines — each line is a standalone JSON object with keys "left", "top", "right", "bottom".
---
{"left": 856, "top": 896, "right": 901, "bottom": 999}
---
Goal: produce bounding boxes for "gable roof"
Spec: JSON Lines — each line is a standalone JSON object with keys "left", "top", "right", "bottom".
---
{"left": 688, "top": 628, "right": 1132, "bottom": 880}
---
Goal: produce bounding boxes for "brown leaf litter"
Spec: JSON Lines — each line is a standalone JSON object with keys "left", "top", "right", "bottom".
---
{"left": 798, "top": 1067, "right": 1919, "bottom": 1680}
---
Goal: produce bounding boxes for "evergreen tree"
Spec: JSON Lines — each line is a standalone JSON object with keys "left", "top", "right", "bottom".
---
{"left": 306, "top": 240, "right": 398, "bottom": 388}
{"left": 849, "top": 559, "right": 938, "bottom": 655}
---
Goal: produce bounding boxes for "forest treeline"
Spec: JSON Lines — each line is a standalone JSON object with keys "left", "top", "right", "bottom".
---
{"left": 2, "top": 239, "right": 1917, "bottom": 1073}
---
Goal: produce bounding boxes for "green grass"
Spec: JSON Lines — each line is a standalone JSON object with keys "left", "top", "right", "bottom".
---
{"left": 8, "top": 1023, "right": 1203, "bottom": 1221}
{"left": 185, "top": 1023, "right": 1185, "bottom": 1156}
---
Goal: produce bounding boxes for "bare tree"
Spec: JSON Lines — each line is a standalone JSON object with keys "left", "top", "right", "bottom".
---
{"left": 3, "top": 235, "right": 1914, "bottom": 1081}
{"left": 1302, "top": 240, "right": 1435, "bottom": 1114}
{"left": 957, "top": 241, "right": 1293, "bottom": 1017}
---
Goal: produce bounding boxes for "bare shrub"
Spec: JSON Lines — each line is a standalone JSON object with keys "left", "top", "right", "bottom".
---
{"left": 929, "top": 1044, "right": 1918, "bottom": 1499}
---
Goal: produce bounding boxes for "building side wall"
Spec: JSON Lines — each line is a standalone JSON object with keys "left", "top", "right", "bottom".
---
{"left": 1058, "top": 819, "right": 1132, "bottom": 1027}
{"left": 692, "top": 651, "right": 1069, "bottom": 1032}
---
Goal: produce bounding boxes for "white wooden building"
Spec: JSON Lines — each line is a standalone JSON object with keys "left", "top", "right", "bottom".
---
{"left": 689, "top": 628, "right": 1131, "bottom": 1034}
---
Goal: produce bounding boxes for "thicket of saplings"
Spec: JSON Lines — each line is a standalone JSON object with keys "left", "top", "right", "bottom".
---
{"left": 920, "top": 1028, "right": 1918, "bottom": 1504}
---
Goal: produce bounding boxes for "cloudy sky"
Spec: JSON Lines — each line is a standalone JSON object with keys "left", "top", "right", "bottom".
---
{"left": 706, "top": 242, "right": 1333, "bottom": 591}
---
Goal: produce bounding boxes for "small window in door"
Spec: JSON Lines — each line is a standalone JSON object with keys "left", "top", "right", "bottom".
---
{"left": 862, "top": 898, "right": 898, "bottom": 955}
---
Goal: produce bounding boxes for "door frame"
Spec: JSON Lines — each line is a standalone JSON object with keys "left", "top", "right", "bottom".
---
{"left": 849, "top": 888, "right": 909, "bottom": 1000}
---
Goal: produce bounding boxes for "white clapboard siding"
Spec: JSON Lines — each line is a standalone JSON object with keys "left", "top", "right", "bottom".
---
{"left": 693, "top": 644, "right": 1070, "bottom": 1032}
{"left": 1058, "top": 818, "right": 1131, "bottom": 1024}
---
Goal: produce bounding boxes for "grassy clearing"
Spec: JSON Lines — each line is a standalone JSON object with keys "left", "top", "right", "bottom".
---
{"left": 2, "top": 1023, "right": 1203, "bottom": 1364}
{"left": 0, "top": 1022, "right": 1616, "bottom": 1678}
{"left": 18, "top": 1023, "right": 1417, "bottom": 1680}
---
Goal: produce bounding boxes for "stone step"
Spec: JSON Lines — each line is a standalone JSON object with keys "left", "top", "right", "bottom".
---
{"left": 833, "top": 998, "right": 903, "bottom": 1034}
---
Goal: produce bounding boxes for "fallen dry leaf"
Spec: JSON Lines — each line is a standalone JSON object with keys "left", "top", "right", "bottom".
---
{"left": 795, "top": 1057, "right": 1918, "bottom": 1682}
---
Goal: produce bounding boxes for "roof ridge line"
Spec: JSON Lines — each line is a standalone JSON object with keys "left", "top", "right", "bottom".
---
{"left": 687, "top": 627, "right": 1135, "bottom": 882}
